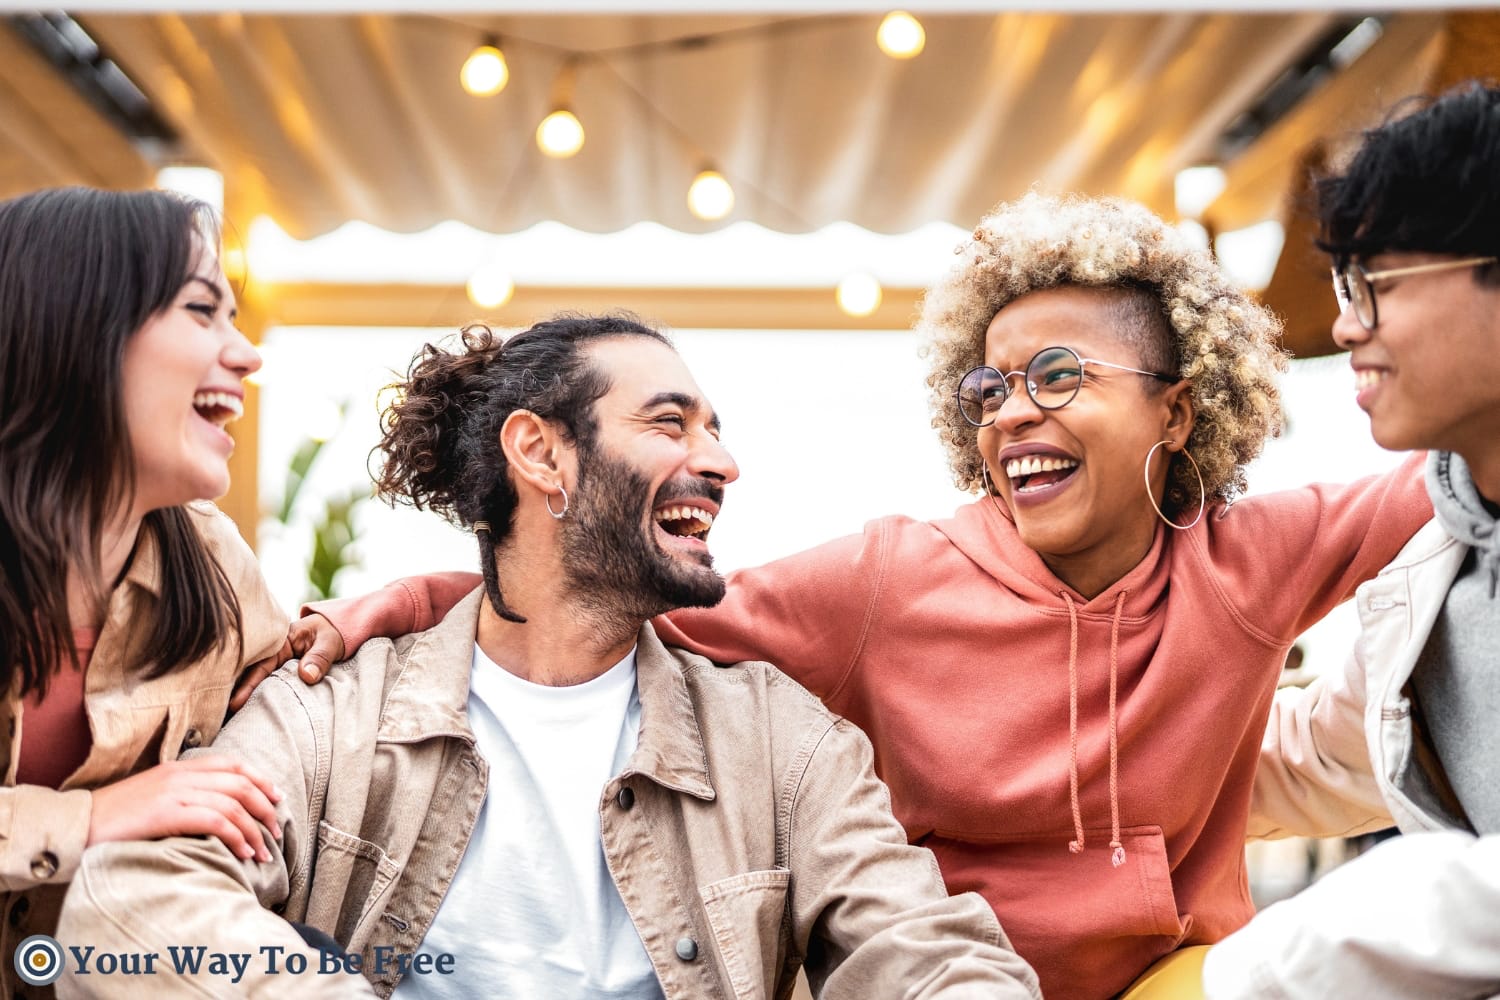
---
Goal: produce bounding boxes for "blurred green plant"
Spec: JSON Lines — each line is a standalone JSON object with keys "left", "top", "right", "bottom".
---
{"left": 268, "top": 411, "right": 370, "bottom": 602}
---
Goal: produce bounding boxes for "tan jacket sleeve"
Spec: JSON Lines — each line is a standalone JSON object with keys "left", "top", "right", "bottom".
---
{"left": 56, "top": 669, "right": 370, "bottom": 999}
{"left": 0, "top": 785, "right": 91, "bottom": 890}
{"left": 1249, "top": 650, "right": 1391, "bottom": 840}
{"left": 789, "top": 718, "right": 1041, "bottom": 1000}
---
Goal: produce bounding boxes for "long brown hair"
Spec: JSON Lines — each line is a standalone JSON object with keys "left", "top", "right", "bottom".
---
{"left": 0, "top": 187, "right": 243, "bottom": 698}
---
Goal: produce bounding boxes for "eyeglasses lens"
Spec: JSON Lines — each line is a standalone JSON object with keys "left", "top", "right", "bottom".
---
{"left": 1026, "top": 348, "right": 1083, "bottom": 409}
{"left": 958, "top": 366, "right": 1006, "bottom": 427}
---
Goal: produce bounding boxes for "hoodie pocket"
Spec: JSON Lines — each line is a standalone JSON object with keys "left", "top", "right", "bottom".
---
{"left": 924, "top": 824, "right": 1185, "bottom": 986}
{"left": 698, "top": 868, "right": 791, "bottom": 1000}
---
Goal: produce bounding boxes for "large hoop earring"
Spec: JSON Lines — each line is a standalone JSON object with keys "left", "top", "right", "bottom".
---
{"left": 546, "top": 486, "right": 569, "bottom": 520}
{"left": 1144, "top": 440, "right": 1205, "bottom": 531}
{"left": 981, "top": 462, "right": 998, "bottom": 496}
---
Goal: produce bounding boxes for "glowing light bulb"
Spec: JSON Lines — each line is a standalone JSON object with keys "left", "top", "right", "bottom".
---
{"left": 466, "top": 266, "right": 515, "bottom": 309}
{"left": 460, "top": 44, "right": 508, "bottom": 97}
{"left": 877, "top": 12, "right": 925, "bottom": 59}
{"left": 687, "top": 170, "right": 735, "bottom": 221}
{"left": 836, "top": 273, "right": 883, "bottom": 317}
{"left": 536, "top": 109, "right": 585, "bottom": 158}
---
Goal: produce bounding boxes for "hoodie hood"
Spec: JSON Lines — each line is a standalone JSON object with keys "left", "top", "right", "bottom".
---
{"left": 1428, "top": 450, "right": 1500, "bottom": 598}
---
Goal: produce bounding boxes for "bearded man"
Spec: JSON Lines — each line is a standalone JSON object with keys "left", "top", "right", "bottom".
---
{"left": 57, "top": 314, "right": 1039, "bottom": 1000}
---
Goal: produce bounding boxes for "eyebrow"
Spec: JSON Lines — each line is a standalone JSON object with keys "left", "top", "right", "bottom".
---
{"left": 186, "top": 275, "right": 237, "bottom": 320}
{"left": 642, "top": 391, "right": 722, "bottom": 432}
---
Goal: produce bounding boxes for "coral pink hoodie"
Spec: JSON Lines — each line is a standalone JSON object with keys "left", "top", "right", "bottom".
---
{"left": 319, "top": 453, "right": 1431, "bottom": 1000}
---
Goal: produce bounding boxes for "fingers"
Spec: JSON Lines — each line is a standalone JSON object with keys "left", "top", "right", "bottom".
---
{"left": 229, "top": 658, "right": 278, "bottom": 712}
{"left": 291, "top": 613, "right": 344, "bottom": 686}
{"left": 180, "top": 791, "right": 272, "bottom": 862}
{"left": 179, "top": 755, "right": 283, "bottom": 811}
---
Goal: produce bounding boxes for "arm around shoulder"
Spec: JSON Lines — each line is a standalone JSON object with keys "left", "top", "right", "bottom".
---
{"left": 787, "top": 717, "right": 1040, "bottom": 1000}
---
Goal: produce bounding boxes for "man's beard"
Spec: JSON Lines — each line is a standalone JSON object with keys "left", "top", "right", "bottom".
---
{"left": 558, "top": 442, "right": 727, "bottom": 628}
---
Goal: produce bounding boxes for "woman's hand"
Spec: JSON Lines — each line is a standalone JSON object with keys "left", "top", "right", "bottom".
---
{"left": 228, "top": 613, "right": 347, "bottom": 712}
{"left": 87, "top": 757, "right": 284, "bottom": 862}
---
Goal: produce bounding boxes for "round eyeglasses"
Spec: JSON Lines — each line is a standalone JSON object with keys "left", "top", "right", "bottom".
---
{"left": 1331, "top": 256, "right": 1497, "bottom": 331}
{"left": 956, "top": 346, "right": 1177, "bottom": 428}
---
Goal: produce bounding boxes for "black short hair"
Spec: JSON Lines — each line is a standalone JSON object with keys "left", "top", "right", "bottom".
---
{"left": 1316, "top": 80, "right": 1500, "bottom": 286}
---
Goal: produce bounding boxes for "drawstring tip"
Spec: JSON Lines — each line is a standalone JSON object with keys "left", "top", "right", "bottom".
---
{"left": 1068, "top": 840, "right": 1084, "bottom": 855}
{"left": 1111, "top": 843, "right": 1126, "bottom": 867}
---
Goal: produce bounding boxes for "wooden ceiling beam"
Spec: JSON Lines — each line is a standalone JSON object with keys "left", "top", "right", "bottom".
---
{"left": 257, "top": 281, "right": 926, "bottom": 332}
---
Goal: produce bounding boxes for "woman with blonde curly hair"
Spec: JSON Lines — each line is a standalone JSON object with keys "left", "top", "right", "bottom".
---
{"left": 290, "top": 193, "right": 1431, "bottom": 1000}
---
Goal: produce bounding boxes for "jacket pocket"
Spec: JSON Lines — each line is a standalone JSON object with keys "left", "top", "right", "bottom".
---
{"left": 698, "top": 868, "right": 791, "bottom": 1000}
{"left": 307, "top": 821, "right": 402, "bottom": 945}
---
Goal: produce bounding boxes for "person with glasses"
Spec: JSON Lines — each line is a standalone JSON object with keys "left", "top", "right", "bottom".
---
{"left": 281, "top": 193, "right": 1432, "bottom": 1000}
{"left": 1204, "top": 82, "right": 1500, "bottom": 1000}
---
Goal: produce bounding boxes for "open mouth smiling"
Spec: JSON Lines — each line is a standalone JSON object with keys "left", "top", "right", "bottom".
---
{"left": 1004, "top": 453, "right": 1080, "bottom": 494}
{"left": 652, "top": 502, "right": 716, "bottom": 544}
{"left": 193, "top": 390, "right": 244, "bottom": 430}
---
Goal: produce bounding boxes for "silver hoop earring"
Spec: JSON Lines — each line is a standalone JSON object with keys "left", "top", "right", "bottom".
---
{"left": 1143, "top": 440, "right": 1204, "bottom": 530}
{"left": 546, "top": 486, "right": 569, "bottom": 520}
{"left": 981, "top": 463, "right": 997, "bottom": 496}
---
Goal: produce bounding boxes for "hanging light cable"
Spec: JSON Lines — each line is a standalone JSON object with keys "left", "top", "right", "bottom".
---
{"left": 537, "top": 58, "right": 585, "bottom": 158}
{"left": 460, "top": 36, "right": 509, "bottom": 97}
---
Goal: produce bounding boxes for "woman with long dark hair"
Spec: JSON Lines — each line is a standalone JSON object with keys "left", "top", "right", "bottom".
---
{"left": 0, "top": 187, "right": 298, "bottom": 984}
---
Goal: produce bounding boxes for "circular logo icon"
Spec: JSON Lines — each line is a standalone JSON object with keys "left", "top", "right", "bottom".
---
{"left": 14, "top": 934, "right": 64, "bottom": 986}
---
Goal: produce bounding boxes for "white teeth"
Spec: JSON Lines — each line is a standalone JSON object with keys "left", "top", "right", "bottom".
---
{"left": 192, "top": 391, "right": 244, "bottom": 422}
{"left": 1354, "top": 369, "right": 1388, "bottom": 391}
{"left": 1004, "top": 455, "right": 1080, "bottom": 479}
{"left": 653, "top": 506, "right": 714, "bottom": 526}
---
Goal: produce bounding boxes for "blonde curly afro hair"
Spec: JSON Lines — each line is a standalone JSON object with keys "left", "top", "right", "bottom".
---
{"left": 919, "top": 192, "right": 1288, "bottom": 515}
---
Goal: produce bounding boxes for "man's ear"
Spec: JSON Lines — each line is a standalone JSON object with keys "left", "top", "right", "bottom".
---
{"left": 500, "top": 410, "right": 566, "bottom": 494}
{"left": 1162, "top": 381, "right": 1196, "bottom": 451}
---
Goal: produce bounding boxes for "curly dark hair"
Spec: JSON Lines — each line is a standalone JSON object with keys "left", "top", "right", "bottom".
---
{"left": 1316, "top": 79, "right": 1500, "bottom": 287}
{"left": 375, "top": 313, "right": 671, "bottom": 622}
{"left": 919, "top": 193, "right": 1287, "bottom": 516}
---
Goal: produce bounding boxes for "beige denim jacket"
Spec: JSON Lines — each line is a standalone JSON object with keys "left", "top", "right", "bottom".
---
{"left": 3, "top": 502, "right": 285, "bottom": 998}
{"left": 58, "top": 589, "right": 1039, "bottom": 1000}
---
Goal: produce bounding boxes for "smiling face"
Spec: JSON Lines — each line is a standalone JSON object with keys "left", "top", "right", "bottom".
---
{"left": 119, "top": 252, "right": 262, "bottom": 513}
{"left": 558, "top": 338, "right": 740, "bottom": 616}
{"left": 1334, "top": 252, "right": 1500, "bottom": 464}
{"left": 977, "top": 284, "right": 1192, "bottom": 593}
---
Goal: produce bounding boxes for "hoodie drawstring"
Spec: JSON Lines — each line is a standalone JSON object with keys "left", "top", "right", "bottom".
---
{"left": 1061, "top": 590, "right": 1128, "bottom": 868}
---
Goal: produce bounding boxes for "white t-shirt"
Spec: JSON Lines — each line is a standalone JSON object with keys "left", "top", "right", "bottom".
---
{"left": 394, "top": 645, "right": 665, "bottom": 1000}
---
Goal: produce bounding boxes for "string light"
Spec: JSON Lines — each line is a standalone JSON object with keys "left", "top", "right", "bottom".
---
{"left": 836, "top": 273, "right": 883, "bottom": 317}
{"left": 460, "top": 38, "right": 509, "bottom": 97}
{"left": 537, "top": 60, "right": 585, "bottom": 158}
{"left": 536, "top": 109, "right": 585, "bottom": 158}
{"left": 876, "top": 12, "right": 925, "bottom": 59}
{"left": 466, "top": 264, "right": 515, "bottom": 309}
{"left": 687, "top": 168, "right": 735, "bottom": 221}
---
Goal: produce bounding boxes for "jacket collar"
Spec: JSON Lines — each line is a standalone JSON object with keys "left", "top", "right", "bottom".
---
{"left": 627, "top": 621, "right": 715, "bottom": 801}
{"left": 378, "top": 588, "right": 716, "bottom": 801}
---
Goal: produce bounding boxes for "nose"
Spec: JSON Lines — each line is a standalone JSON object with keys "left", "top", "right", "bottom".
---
{"left": 222, "top": 323, "right": 263, "bottom": 379}
{"left": 1331, "top": 302, "right": 1370, "bottom": 352}
{"left": 691, "top": 433, "right": 740, "bottom": 487}
{"left": 991, "top": 380, "right": 1046, "bottom": 434}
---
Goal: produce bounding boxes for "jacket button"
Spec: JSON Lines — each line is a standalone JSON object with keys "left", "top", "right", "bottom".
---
{"left": 616, "top": 786, "right": 635, "bottom": 811}
{"left": 180, "top": 728, "right": 203, "bottom": 752}
{"left": 8, "top": 896, "right": 28, "bottom": 928}
{"left": 674, "top": 937, "right": 698, "bottom": 962}
{"left": 30, "top": 852, "right": 59, "bottom": 880}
